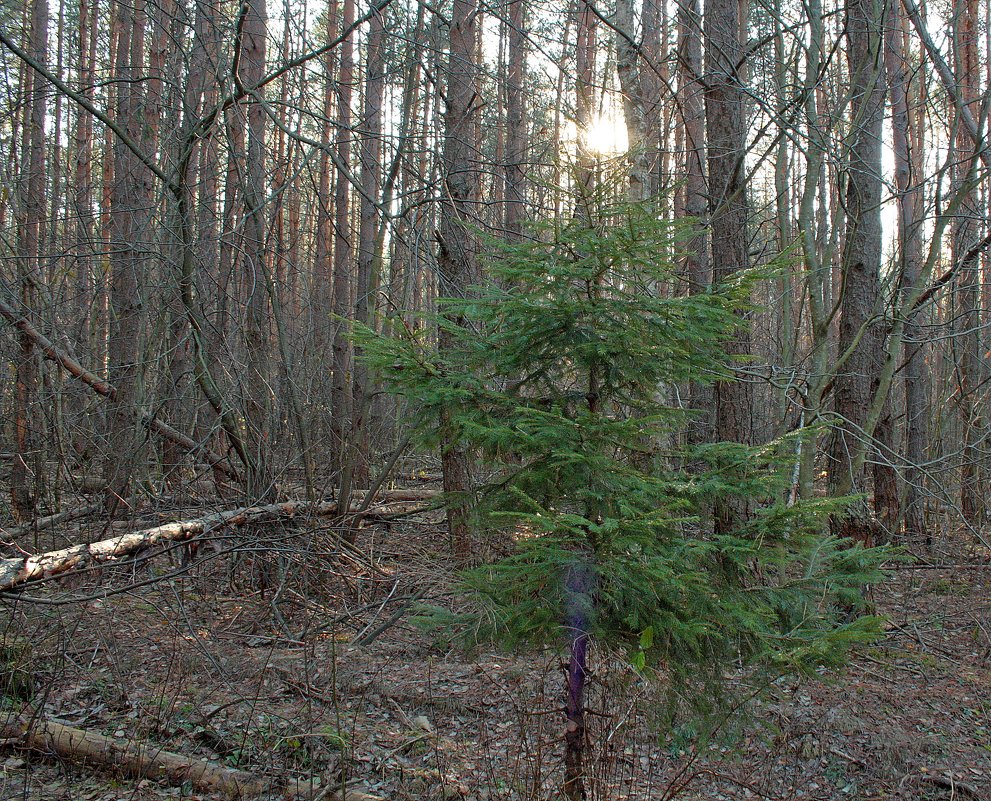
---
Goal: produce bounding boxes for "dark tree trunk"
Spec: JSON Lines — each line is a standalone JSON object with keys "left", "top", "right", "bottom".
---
{"left": 827, "top": 0, "right": 887, "bottom": 520}
{"left": 885, "top": 5, "right": 929, "bottom": 540}
{"left": 437, "top": 0, "right": 481, "bottom": 559}
{"left": 351, "top": 6, "right": 387, "bottom": 492}
{"left": 103, "top": 0, "right": 148, "bottom": 515}
{"left": 330, "top": 0, "right": 355, "bottom": 485}
{"left": 953, "top": 0, "right": 984, "bottom": 529}
{"left": 240, "top": 0, "right": 274, "bottom": 500}
{"left": 677, "top": 0, "right": 712, "bottom": 447}
{"left": 503, "top": 0, "right": 526, "bottom": 241}
{"left": 704, "top": 0, "right": 753, "bottom": 531}
{"left": 573, "top": 0, "right": 597, "bottom": 197}
{"left": 12, "top": 0, "right": 49, "bottom": 521}
{"left": 562, "top": 559, "right": 595, "bottom": 801}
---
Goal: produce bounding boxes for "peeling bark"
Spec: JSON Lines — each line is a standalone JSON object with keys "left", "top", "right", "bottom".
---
{"left": 0, "top": 490, "right": 439, "bottom": 592}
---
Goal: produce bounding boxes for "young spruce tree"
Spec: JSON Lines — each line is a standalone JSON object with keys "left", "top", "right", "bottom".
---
{"left": 354, "top": 186, "right": 882, "bottom": 800}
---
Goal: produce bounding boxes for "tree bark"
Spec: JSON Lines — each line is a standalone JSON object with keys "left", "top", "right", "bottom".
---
{"left": 71, "top": 0, "right": 96, "bottom": 362}
{"left": 437, "top": 0, "right": 481, "bottom": 559}
{"left": 885, "top": 3, "right": 929, "bottom": 539}
{"left": 562, "top": 558, "right": 595, "bottom": 801}
{"left": 351, "top": 6, "right": 387, "bottom": 493}
{"left": 952, "top": 0, "right": 984, "bottom": 529}
{"left": 704, "top": 0, "right": 753, "bottom": 531}
{"left": 677, "top": 0, "right": 712, "bottom": 447}
{"left": 614, "top": 0, "right": 648, "bottom": 201}
{"left": 239, "top": 0, "right": 275, "bottom": 501}
{"left": 827, "top": 0, "right": 887, "bottom": 517}
{"left": 573, "top": 0, "right": 597, "bottom": 199}
{"left": 503, "top": 0, "right": 526, "bottom": 241}
{"left": 330, "top": 0, "right": 356, "bottom": 483}
{"left": 103, "top": 0, "right": 148, "bottom": 515}
{"left": 11, "top": 0, "right": 48, "bottom": 521}
{"left": 313, "top": 2, "right": 337, "bottom": 363}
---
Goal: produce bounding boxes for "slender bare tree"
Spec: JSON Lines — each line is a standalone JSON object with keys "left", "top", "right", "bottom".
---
{"left": 351, "top": 3, "right": 387, "bottom": 491}
{"left": 239, "top": 0, "right": 274, "bottom": 500}
{"left": 885, "top": 1, "right": 929, "bottom": 538}
{"left": 11, "top": 0, "right": 48, "bottom": 521}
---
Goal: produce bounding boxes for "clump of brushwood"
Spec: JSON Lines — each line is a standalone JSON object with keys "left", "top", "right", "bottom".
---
{"left": 353, "top": 183, "right": 884, "bottom": 800}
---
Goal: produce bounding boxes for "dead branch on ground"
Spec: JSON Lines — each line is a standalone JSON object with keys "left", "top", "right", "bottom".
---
{"left": 0, "top": 713, "right": 270, "bottom": 798}
{"left": 0, "top": 491, "right": 440, "bottom": 592}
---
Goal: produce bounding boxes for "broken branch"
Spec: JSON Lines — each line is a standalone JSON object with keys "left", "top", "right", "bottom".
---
{"left": 0, "top": 295, "right": 239, "bottom": 480}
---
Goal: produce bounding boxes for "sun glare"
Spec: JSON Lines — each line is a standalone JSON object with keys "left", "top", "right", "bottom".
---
{"left": 580, "top": 112, "right": 630, "bottom": 155}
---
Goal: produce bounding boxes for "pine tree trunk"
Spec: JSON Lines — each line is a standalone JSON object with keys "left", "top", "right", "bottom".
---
{"left": 330, "top": 0, "right": 356, "bottom": 488}
{"left": 827, "top": 0, "right": 887, "bottom": 516}
{"left": 704, "top": 0, "right": 753, "bottom": 531}
{"left": 639, "top": 0, "right": 663, "bottom": 199}
{"left": 72, "top": 0, "right": 95, "bottom": 356}
{"left": 614, "top": 0, "right": 647, "bottom": 201}
{"left": 97, "top": 9, "right": 117, "bottom": 379}
{"left": 885, "top": 6, "right": 929, "bottom": 540}
{"left": 438, "top": 0, "right": 481, "bottom": 559}
{"left": 103, "top": 0, "right": 147, "bottom": 514}
{"left": 953, "top": 0, "right": 984, "bottom": 530}
{"left": 313, "top": 43, "right": 334, "bottom": 351}
{"left": 240, "top": 0, "right": 274, "bottom": 501}
{"left": 573, "top": 0, "right": 597, "bottom": 197}
{"left": 12, "top": 0, "right": 48, "bottom": 522}
{"left": 677, "top": 0, "right": 712, "bottom": 448}
{"left": 503, "top": 0, "right": 526, "bottom": 241}
{"left": 352, "top": 6, "right": 387, "bottom": 491}
{"left": 795, "top": 0, "right": 832, "bottom": 501}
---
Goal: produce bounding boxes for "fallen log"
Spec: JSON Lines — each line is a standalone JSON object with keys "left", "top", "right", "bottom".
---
{"left": 0, "top": 714, "right": 270, "bottom": 798}
{"left": 0, "top": 295, "right": 239, "bottom": 480}
{"left": 0, "top": 490, "right": 440, "bottom": 592}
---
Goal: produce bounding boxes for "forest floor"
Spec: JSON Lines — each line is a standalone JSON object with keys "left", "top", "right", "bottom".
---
{"left": 1, "top": 478, "right": 990, "bottom": 801}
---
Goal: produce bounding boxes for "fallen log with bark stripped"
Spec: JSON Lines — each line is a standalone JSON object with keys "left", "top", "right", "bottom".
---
{"left": 0, "top": 491, "right": 439, "bottom": 592}
{"left": 0, "top": 714, "right": 270, "bottom": 798}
